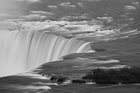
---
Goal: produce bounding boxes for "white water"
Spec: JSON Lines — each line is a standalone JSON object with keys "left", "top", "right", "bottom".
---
{"left": 0, "top": 30, "right": 91, "bottom": 77}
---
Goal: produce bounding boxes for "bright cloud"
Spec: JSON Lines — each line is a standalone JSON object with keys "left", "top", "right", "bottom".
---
{"left": 48, "top": 5, "right": 58, "bottom": 9}
{"left": 97, "top": 17, "right": 114, "bottom": 23}
{"left": 77, "top": 2, "right": 84, "bottom": 7}
{"left": 60, "top": 14, "right": 90, "bottom": 21}
{"left": 59, "top": 2, "right": 76, "bottom": 8}
{"left": 21, "top": 14, "right": 46, "bottom": 21}
{"left": 0, "top": 20, "right": 21, "bottom": 31}
{"left": 0, "top": 11, "right": 23, "bottom": 21}
{"left": 0, "top": 10, "right": 54, "bottom": 21}
{"left": 124, "top": 5, "right": 137, "bottom": 10}
{"left": 132, "top": 1, "right": 140, "bottom": 8}
{"left": 0, "top": 20, "right": 53, "bottom": 31}
{"left": 31, "top": 11, "right": 54, "bottom": 15}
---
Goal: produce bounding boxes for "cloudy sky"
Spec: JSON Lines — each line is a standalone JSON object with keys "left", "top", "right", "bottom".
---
{"left": 0, "top": 0, "right": 54, "bottom": 21}
{"left": 0, "top": 0, "right": 140, "bottom": 30}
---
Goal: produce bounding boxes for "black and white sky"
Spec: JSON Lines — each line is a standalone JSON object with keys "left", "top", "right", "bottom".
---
{"left": 0, "top": 0, "right": 140, "bottom": 30}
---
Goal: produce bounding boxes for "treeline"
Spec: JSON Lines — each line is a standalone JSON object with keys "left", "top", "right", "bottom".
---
{"left": 82, "top": 66, "right": 140, "bottom": 84}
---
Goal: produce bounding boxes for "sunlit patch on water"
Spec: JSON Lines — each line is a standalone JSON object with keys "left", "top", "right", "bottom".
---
{"left": 74, "top": 57, "right": 120, "bottom": 64}
{"left": 8, "top": 85, "right": 51, "bottom": 93}
{"left": 86, "top": 50, "right": 95, "bottom": 53}
{"left": 33, "top": 82, "right": 58, "bottom": 86}
{"left": 93, "top": 59, "right": 120, "bottom": 64}
{"left": 14, "top": 73, "right": 51, "bottom": 80}
{"left": 90, "top": 65, "right": 127, "bottom": 69}
{"left": 86, "top": 82, "right": 96, "bottom": 84}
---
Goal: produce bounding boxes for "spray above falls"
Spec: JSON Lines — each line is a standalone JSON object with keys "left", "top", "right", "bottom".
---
{"left": 0, "top": 30, "right": 91, "bottom": 77}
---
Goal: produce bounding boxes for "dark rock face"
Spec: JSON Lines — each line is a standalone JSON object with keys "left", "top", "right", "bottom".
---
{"left": 40, "top": 73, "right": 89, "bottom": 84}
{"left": 94, "top": 49, "right": 106, "bottom": 52}
{"left": 50, "top": 76, "right": 58, "bottom": 81}
{"left": 50, "top": 76, "right": 87, "bottom": 84}
{"left": 72, "top": 79, "right": 86, "bottom": 84}
{"left": 57, "top": 77, "right": 69, "bottom": 83}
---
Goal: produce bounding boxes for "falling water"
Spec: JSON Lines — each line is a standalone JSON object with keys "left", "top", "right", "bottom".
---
{"left": 0, "top": 30, "right": 91, "bottom": 77}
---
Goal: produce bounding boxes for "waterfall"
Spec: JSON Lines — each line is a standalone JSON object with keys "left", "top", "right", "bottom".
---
{"left": 0, "top": 30, "right": 91, "bottom": 77}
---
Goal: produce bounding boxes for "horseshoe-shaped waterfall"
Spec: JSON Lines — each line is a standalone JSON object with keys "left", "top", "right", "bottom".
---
{"left": 0, "top": 30, "right": 91, "bottom": 77}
